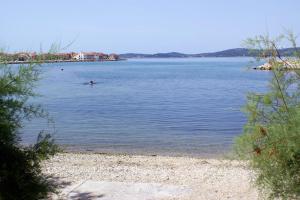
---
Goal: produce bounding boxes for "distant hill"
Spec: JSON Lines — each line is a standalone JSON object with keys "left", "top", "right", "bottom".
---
{"left": 150, "top": 52, "right": 188, "bottom": 58}
{"left": 119, "top": 52, "right": 188, "bottom": 59}
{"left": 119, "top": 48, "right": 300, "bottom": 59}
{"left": 194, "top": 48, "right": 250, "bottom": 57}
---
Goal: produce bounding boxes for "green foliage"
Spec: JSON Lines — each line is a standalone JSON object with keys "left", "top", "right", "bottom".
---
{"left": 0, "top": 59, "right": 59, "bottom": 199}
{"left": 235, "top": 33, "right": 300, "bottom": 199}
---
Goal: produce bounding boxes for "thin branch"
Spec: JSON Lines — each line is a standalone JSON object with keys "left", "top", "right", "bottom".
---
{"left": 270, "top": 42, "right": 290, "bottom": 114}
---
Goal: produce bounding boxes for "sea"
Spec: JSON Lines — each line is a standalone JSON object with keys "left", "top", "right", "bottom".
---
{"left": 22, "top": 58, "right": 270, "bottom": 157}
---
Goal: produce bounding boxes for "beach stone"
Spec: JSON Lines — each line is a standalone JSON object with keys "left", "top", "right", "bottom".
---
{"left": 43, "top": 153, "right": 259, "bottom": 199}
{"left": 67, "top": 181, "right": 190, "bottom": 200}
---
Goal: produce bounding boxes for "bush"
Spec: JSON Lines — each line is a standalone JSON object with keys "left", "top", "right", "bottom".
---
{"left": 234, "top": 33, "right": 300, "bottom": 199}
{"left": 0, "top": 59, "right": 59, "bottom": 200}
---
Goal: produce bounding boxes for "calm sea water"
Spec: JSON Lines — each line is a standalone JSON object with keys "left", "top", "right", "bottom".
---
{"left": 22, "top": 58, "right": 270, "bottom": 157}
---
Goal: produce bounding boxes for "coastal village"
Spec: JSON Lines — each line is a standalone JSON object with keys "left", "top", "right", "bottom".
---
{"left": 0, "top": 51, "right": 120, "bottom": 63}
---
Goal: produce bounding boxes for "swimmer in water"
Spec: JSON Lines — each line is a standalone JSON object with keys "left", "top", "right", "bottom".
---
{"left": 89, "top": 80, "right": 95, "bottom": 85}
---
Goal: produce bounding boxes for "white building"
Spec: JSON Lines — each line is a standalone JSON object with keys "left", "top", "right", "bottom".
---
{"left": 72, "top": 52, "right": 105, "bottom": 61}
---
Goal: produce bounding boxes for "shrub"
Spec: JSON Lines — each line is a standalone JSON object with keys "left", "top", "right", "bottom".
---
{"left": 234, "top": 33, "right": 300, "bottom": 199}
{"left": 0, "top": 58, "right": 59, "bottom": 199}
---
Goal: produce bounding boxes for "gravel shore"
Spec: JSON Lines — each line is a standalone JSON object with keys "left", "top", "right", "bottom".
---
{"left": 42, "top": 153, "right": 259, "bottom": 200}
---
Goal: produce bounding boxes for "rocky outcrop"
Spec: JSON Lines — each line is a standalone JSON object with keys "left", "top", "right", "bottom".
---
{"left": 254, "top": 60, "right": 300, "bottom": 70}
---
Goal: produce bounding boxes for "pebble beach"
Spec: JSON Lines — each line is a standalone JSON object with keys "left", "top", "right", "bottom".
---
{"left": 42, "top": 153, "right": 259, "bottom": 200}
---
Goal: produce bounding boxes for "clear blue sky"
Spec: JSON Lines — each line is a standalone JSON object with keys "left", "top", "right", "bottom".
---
{"left": 1, "top": 0, "right": 299, "bottom": 53}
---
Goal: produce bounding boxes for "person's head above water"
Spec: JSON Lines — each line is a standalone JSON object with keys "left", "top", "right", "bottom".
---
{"left": 89, "top": 80, "right": 95, "bottom": 84}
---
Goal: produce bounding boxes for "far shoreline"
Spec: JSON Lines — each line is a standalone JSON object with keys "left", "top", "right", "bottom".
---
{"left": 2, "top": 56, "right": 256, "bottom": 65}
{"left": 2, "top": 59, "right": 126, "bottom": 65}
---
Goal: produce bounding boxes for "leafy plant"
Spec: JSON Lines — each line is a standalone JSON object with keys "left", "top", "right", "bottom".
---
{"left": 235, "top": 32, "right": 300, "bottom": 199}
{"left": 0, "top": 55, "right": 59, "bottom": 199}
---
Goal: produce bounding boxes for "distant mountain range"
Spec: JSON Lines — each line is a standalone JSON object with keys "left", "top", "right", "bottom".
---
{"left": 119, "top": 48, "right": 300, "bottom": 59}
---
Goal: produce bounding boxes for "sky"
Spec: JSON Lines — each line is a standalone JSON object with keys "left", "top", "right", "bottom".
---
{"left": 0, "top": 0, "right": 300, "bottom": 54}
